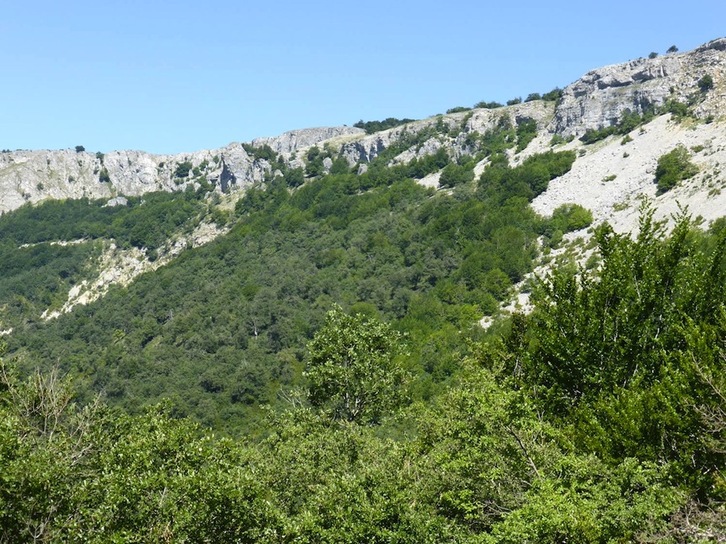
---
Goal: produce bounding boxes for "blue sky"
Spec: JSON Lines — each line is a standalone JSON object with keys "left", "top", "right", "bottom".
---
{"left": 2, "top": 0, "right": 725, "bottom": 155}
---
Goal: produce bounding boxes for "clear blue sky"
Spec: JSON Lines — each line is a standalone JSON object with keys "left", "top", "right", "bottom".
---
{"left": 2, "top": 0, "right": 724, "bottom": 155}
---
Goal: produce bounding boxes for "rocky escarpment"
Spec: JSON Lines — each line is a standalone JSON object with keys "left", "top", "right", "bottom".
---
{"left": 0, "top": 129, "right": 362, "bottom": 213}
{"left": 335, "top": 100, "right": 554, "bottom": 166}
{"left": 2, "top": 38, "right": 725, "bottom": 215}
{"left": 552, "top": 38, "right": 726, "bottom": 136}
{"left": 251, "top": 126, "right": 365, "bottom": 155}
{"left": 0, "top": 145, "right": 251, "bottom": 213}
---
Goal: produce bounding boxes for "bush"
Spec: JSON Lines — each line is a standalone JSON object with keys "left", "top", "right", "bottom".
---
{"left": 98, "top": 167, "right": 111, "bottom": 183}
{"left": 698, "top": 74, "right": 714, "bottom": 93}
{"left": 353, "top": 117, "right": 415, "bottom": 134}
{"left": 439, "top": 163, "right": 474, "bottom": 188}
{"left": 174, "top": 161, "right": 193, "bottom": 178}
{"left": 284, "top": 167, "right": 305, "bottom": 188}
{"left": 516, "top": 118, "right": 538, "bottom": 152}
{"left": 474, "top": 100, "right": 503, "bottom": 109}
{"left": 550, "top": 203, "right": 593, "bottom": 232}
{"left": 75, "top": 145, "right": 85, "bottom": 153}
{"left": 542, "top": 87, "right": 563, "bottom": 102}
{"left": 654, "top": 145, "right": 698, "bottom": 193}
{"left": 446, "top": 106, "right": 470, "bottom": 114}
{"left": 663, "top": 99, "right": 690, "bottom": 120}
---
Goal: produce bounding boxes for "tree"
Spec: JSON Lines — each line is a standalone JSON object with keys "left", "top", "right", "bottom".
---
{"left": 439, "top": 163, "right": 474, "bottom": 188}
{"left": 654, "top": 145, "right": 697, "bottom": 193}
{"left": 549, "top": 203, "right": 593, "bottom": 233}
{"left": 667, "top": 45, "right": 679, "bottom": 54}
{"left": 75, "top": 145, "right": 85, "bottom": 153}
{"left": 305, "top": 305, "right": 407, "bottom": 423}
{"left": 514, "top": 205, "right": 726, "bottom": 475}
{"left": 542, "top": 87, "right": 563, "bottom": 102}
{"left": 305, "top": 146, "right": 325, "bottom": 177}
{"left": 174, "top": 161, "right": 193, "bottom": 178}
{"left": 284, "top": 167, "right": 305, "bottom": 188}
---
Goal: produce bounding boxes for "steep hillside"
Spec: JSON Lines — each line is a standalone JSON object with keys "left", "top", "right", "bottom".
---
{"left": 0, "top": 38, "right": 723, "bottom": 344}
{"left": 3, "top": 39, "right": 726, "bottom": 544}
{"left": 0, "top": 37, "right": 725, "bottom": 417}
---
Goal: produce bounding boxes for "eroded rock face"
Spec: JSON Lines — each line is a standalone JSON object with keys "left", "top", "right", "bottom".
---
{"left": 552, "top": 39, "right": 726, "bottom": 136}
{"left": 0, "top": 128, "right": 362, "bottom": 213}
{"left": 251, "top": 126, "right": 365, "bottom": 155}
{"left": 2, "top": 38, "right": 724, "bottom": 214}
{"left": 336, "top": 101, "right": 554, "bottom": 166}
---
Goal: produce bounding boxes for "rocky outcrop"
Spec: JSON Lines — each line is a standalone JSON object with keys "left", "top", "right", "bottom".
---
{"left": 251, "top": 126, "right": 365, "bottom": 155}
{"left": 337, "top": 101, "right": 554, "bottom": 166}
{"left": 552, "top": 38, "right": 726, "bottom": 136}
{"left": 2, "top": 38, "right": 725, "bottom": 215}
{"left": 0, "top": 127, "right": 362, "bottom": 213}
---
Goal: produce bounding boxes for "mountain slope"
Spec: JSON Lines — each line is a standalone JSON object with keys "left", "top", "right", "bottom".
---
{"left": 1, "top": 38, "right": 725, "bottom": 429}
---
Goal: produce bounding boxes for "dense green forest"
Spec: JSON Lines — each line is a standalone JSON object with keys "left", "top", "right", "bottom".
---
{"left": 2, "top": 209, "right": 725, "bottom": 542}
{"left": 1, "top": 112, "right": 725, "bottom": 541}
{"left": 4, "top": 116, "right": 582, "bottom": 434}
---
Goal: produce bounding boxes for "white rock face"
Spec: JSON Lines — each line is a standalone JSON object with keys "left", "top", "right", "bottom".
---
{"left": 532, "top": 114, "right": 726, "bottom": 234}
{"left": 552, "top": 38, "right": 726, "bottom": 137}
{"left": 251, "top": 126, "right": 365, "bottom": 155}
{"left": 0, "top": 127, "right": 364, "bottom": 213}
{"left": 1, "top": 38, "right": 725, "bottom": 223}
{"left": 336, "top": 101, "right": 553, "bottom": 166}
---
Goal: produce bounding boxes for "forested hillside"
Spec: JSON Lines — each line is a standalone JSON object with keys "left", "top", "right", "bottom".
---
{"left": 3, "top": 118, "right": 584, "bottom": 434}
{"left": 2, "top": 39, "right": 726, "bottom": 540}
{"left": 2, "top": 206, "right": 725, "bottom": 541}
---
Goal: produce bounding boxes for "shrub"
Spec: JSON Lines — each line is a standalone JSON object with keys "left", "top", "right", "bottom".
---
{"left": 550, "top": 203, "right": 593, "bottom": 232}
{"left": 580, "top": 126, "right": 617, "bottom": 144}
{"left": 284, "top": 167, "right": 305, "bottom": 188}
{"left": 542, "top": 87, "right": 563, "bottom": 102}
{"left": 654, "top": 145, "right": 698, "bottom": 193}
{"left": 516, "top": 118, "right": 538, "bottom": 152}
{"left": 446, "top": 106, "right": 470, "bottom": 114}
{"left": 663, "top": 99, "right": 690, "bottom": 120}
{"left": 75, "top": 145, "right": 85, "bottom": 153}
{"left": 98, "top": 167, "right": 111, "bottom": 183}
{"left": 667, "top": 45, "right": 679, "bottom": 53}
{"left": 353, "top": 117, "right": 415, "bottom": 134}
{"left": 439, "top": 163, "right": 474, "bottom": 188}
{"left": 648, "top": 52, "right": 658, "bottom": 59}
{"left": 174, "top": 161, "right": 193, "bottom": 178}
{"left": 581, "top": 107, "right": 655, "bottom": 145}
{"left": 305, "top": 146, "right": 326, "bottom": 177}
{"left": 474, "top": 100, "right": 503, "bottom": 109}
{"left": 698, "top": 74, "right": 714, "bottom": 93}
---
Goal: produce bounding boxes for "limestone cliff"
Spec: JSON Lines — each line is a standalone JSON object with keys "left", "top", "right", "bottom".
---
{"left": 1, "top": 38, "right": 725, "bottom": 216}
{"left": 552, "top": 38, "right": 726, "bottom": 136}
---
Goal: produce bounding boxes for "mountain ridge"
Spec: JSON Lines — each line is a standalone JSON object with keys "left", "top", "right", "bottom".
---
{"left": 2, "top": 38, "right": 724, "bottom": 215}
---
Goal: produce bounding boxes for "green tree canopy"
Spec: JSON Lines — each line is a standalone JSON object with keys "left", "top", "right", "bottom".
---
{"left": 305, "top": 305, "right": 408, "bottom": 423}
